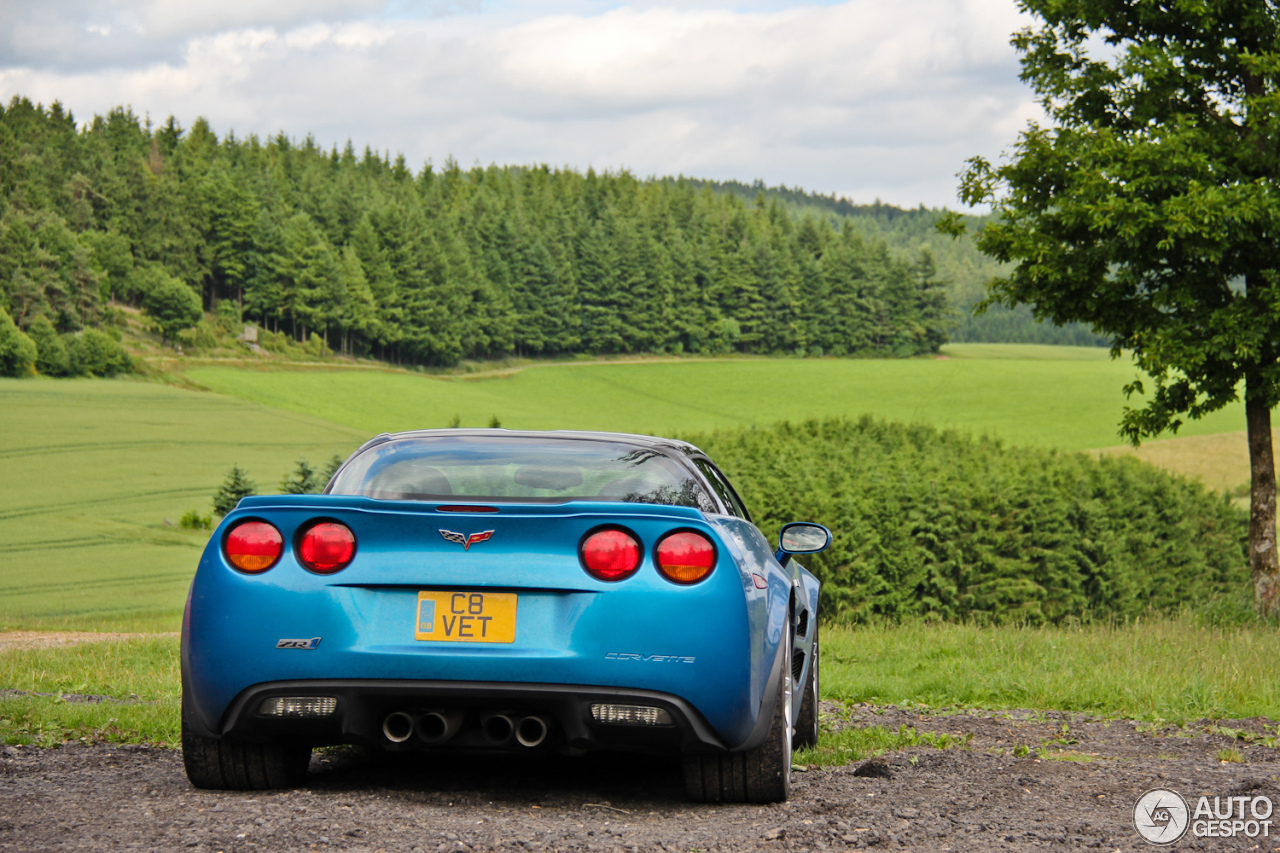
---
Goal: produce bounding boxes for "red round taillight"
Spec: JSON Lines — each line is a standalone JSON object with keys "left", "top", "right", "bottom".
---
{"left": 224, "top": 521, "right": 284, "bottom": 573}
{"left": 298, "top": 522, "right": 356, "bottom": 574}
{"left": 580, "top": 528, "right": 642, "bottom": 581}
{"left": 655, "top": 531, "right": 716, "bottom": 584}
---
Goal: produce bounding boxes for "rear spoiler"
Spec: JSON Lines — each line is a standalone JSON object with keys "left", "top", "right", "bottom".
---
{"left": 231, "top": 494, "right": 708, "bottom": 521}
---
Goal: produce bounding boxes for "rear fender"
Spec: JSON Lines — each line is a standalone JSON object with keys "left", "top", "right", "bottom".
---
{"left": 703, "top": 515, "right": 796, "bottom": 752}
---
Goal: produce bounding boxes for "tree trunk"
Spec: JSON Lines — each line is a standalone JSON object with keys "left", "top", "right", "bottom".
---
{"left": 1246, "top": 376, "right": 1279, "bottom": 616}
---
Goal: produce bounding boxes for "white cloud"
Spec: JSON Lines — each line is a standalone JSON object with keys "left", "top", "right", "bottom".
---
{"left": 0, "top": 1, "right": 1037, "bottom": 208}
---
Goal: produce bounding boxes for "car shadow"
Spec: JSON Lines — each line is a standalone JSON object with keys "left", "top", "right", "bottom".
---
{"left": 304, "top": 746, "right": 688, "bottom": 806}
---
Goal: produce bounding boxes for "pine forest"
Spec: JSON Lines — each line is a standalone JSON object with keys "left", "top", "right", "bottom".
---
{"left": 0, "top": 97, "right": 956, "bottom": 368}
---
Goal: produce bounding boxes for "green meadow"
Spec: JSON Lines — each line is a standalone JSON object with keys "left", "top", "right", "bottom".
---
{"left": 184, "top": 344, "right": 1245, "bottom": 452}
{"left": 821, "top": 618, "right": 1280, "bottom": 721}
{"left": 0, "top": 379, "right": 365, "bottom": 631}
{"left": 0, "top": 344, "right": 1254, "bottom": 632}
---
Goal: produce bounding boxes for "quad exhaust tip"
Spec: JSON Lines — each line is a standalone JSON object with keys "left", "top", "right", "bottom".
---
{"left": 384, "top": 710, "right": 550, "bottom": 749}
{"left": 382, "top": 711, "right": 414, "bottom": 743}
{"left": 481, "top": 712, "right": 515, "bottom": 745}
{"left": 515, "top": 715, "right": 549, "bottom": 748}
{"left": 416, "top": 710, "right": 463, "bottom": 745}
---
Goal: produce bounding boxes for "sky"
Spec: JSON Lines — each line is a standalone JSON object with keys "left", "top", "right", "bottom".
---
{"left": 0, "top": 0, "right": 1039, "bottom": 209}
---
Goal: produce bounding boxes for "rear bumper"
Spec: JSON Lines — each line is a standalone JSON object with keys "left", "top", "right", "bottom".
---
{"left": 185, "top": 678, "right": 732, "bottom": 755}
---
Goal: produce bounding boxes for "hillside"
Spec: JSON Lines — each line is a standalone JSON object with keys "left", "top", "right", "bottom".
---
{"left": 181, "top": 344, "right": 1245, "bottom": 451}
{"left": 682, "top": 177, "right": 1107, "bottom": 347}
{"left": 0, "top": 96, "right": 950, "bottom": 370}
{"left": 0, "top": 95, "right": 1108, "bottom": 382}
{"left": 0, "top": 350, "right": 1249, "bottom": 631}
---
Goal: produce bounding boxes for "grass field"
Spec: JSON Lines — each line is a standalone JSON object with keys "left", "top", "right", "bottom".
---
{"left": 822, "top": 618, "right": 1280, "bottom": 720}
{"left": 1097, "top": 429, "right": 1270, "bottom": 497}
{"left": 0, "top": 378, "right": 366, "bottom": 632}
{"left": 3, "top": 618, "right": 1273, "bottom": 749}
{"left": 183, "top": 344, "right": 1247, "bottom": 453}
{"left": 0, "top": 344, "right": 1257, "bottom": 632}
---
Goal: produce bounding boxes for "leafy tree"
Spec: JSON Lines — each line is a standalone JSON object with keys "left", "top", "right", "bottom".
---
{"left": 213, "top": 465, "right": 256, "bottom": 516}
{"left": 281, "top": 458, "right": 321, "bottom": 495}
{"left": 26, "top": 315, "right": 70, "bottom": 376}
{"left": 941, "top": 1, "right": 1280, "bottom": 613}
{"left": 179, "top": 509, "right": 213, "bottom": 531}
{"left": 67, "top": 328, "right": 130, "bottom": 376}
{"left": 142, "top": 272, "right": 202, "bottom": 345}
{"left": 0, "top": 312, "right": 36, "bottom": 376}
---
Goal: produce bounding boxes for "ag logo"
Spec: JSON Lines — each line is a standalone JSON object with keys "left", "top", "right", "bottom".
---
{"left": 1134, "top": 788, "right": 1190, "bottom": 845}
{"left": 439, "top": 529, "right": 495, "bottom": 550}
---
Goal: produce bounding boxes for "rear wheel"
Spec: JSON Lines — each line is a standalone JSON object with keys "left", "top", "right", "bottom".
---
{"left": 683, "top": 628, "right": 793, "bottom": 803}
{"left": 181, "top": 698, "right": 311, "bottom": 790}
{"left": 794, "top": 626, "right": 820, "bottom": 749}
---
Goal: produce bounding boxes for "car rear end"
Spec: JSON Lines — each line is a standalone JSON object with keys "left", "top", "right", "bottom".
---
{"left": 182, "top": 490, "right": 779, "bottom": 759}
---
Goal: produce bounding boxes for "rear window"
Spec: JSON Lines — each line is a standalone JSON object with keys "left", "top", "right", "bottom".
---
{"left": 328, "top": 436, "right": 716, "bottom": 512}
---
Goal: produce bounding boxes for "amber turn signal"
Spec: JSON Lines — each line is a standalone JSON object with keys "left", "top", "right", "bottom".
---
{"left": 655, "top": 531, "right": 716, "bottom": 584}
{"left": 224, "top": 521, "right": 284, "bottom": 573}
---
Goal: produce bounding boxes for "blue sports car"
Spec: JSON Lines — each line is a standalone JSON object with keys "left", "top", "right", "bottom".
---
{"left": 181, "top": 429, "right": 830, "bottom": 803}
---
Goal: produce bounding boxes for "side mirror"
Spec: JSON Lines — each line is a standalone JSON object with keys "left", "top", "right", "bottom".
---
{"left": 775, "top": 522, "right": 831, "bottom": 566}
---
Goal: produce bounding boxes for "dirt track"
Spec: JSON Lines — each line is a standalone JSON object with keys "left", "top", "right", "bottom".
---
{"left": 2, "top": 703, "right": 1278, "bottom": 852}
{"left": 0, "top": 631, "right": 178, "bottom": 652}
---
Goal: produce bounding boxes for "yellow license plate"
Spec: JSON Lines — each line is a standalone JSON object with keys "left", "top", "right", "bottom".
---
{"left": 415, "top": 591, "right": 517, "bottom": 643}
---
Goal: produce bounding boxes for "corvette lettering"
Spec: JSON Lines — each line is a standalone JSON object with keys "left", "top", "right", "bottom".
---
{"left": 439, "top": 529, "right": 495, "bottom": 550}
{"left": 606, "top": 652, "right": 696, "bottom": 663}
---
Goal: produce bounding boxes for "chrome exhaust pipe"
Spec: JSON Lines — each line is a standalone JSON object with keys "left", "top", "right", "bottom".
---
{"left": 382, "top": 711, "right": 414, "bottom": 744}
{"left": 515, "top": 715, "right": 549, "bottom": 748}
{"left": 415, "top": 710, "right": 463, "bottom": 745}
{"left": 481, "top": 712, "right": 515, "bottom": 745}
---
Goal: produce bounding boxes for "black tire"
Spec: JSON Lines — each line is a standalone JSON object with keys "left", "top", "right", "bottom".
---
{"left": 683, "top": 628, "right": 793, "bottom": 803}
{"left": 181, "top": 699, "right": 311, "bottom": 790}
{"left": 794, "top": 626, "right": 820, "bottom": 749}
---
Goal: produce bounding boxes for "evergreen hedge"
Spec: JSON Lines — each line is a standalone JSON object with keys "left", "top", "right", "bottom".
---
{"left": 693, "top": 418, "right": 1248, "bottom": 623}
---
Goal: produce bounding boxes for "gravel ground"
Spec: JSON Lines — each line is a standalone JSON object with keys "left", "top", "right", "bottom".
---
{"left": 2, "top": 702, "right": 1278, "bottom": 852}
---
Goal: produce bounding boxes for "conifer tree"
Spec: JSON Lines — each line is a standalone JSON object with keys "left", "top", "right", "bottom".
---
{"left": 213, "top": 465, "right": 256, "bottom": 516}
{"left": 281, "top": 458, "right": 320, "bottom": 495}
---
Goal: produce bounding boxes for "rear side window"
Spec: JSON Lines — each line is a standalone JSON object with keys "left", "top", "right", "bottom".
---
{"left": 328, "top": 436, "right": 717, "bottom": 512}
{"left": 693, "top": 459, "right": 750, "bottom": 520}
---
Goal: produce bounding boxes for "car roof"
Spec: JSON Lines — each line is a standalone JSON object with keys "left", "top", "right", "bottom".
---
{"left": 354, "top": 429, "right": 707, "bottom": 458}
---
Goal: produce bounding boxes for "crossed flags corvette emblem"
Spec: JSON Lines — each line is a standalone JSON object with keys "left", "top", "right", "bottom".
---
{"left": 439, "top": 529, "right": 495, "bottom": 550}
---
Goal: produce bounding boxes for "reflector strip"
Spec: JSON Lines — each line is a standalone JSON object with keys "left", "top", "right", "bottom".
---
{"left": 589, "top": 703, "right": 674, "bottom": 727}
{"left": 257, "top": 696, "right": 338, "bottom": 717}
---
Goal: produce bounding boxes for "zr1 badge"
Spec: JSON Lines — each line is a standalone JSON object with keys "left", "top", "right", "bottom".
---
{"left": 276, "top": 637, "right": 322, "bottom": 649}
